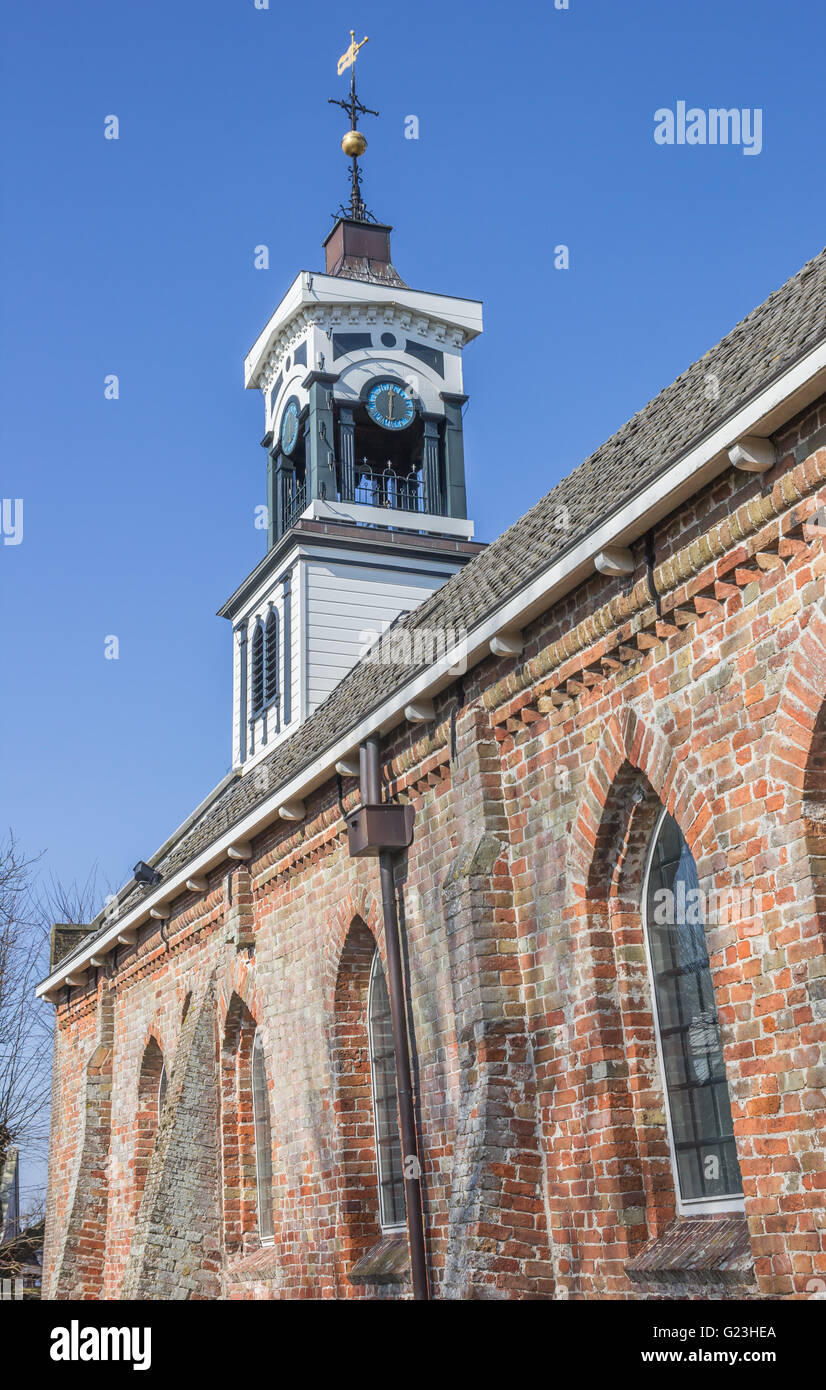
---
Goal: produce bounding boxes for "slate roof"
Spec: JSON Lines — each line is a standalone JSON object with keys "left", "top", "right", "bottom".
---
{"left": 64, "top": 245, "right": 826, "bottom": 958}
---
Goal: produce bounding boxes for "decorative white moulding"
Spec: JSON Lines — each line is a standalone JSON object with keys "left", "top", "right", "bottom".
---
{"left": 186, "top": 876, "right": 208, "bottom": 893}
{"left": 89, "top": 954, "right": 107, "bottom": 968}
{"left": 595, "top": 546, "right": 635, "bottom": 576}
{"left": 278, "top": 800, "right": 306, "bottom": 821}
{"left": 65, "top": 971, "right": 88, "bottom": 987}
{"left": 44, "top": 987, "right": 62, "bottom": 1003}
{"left": 227, "top": 842, "right": 252, "bottom": 860}
{"left": 149, "top": 905, "right": 170, "bottom": 920}
{"left": 490, "top": 630, "right": 524, "bottom": 657}
{"left": 334, "top": 756, "right": 361, "bottom": 777}
{"left": 728, "top": 436, "right": 777, "bottom": 472}
{"left": 404, "top": 698, "right": 436, "bottom": 723}
{"left": 117, "top": 927, "right": 138, "bottom": 946}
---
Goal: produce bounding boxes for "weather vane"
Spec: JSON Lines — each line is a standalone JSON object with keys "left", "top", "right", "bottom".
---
{"left": 329, "top": 29, "right": 378, "bottom": 223}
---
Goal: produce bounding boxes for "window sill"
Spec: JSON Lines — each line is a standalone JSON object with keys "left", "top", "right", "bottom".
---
{"left": 348, "top": 1233, "right": 410, "bottom": 1287}
{"left": 249, "top": 697, "right": 279, "bottom": 722}
{"left": 226, "top": 1244, "right": 281, "bottom": 1283}
{"left": 625, "top": 1214, "right": 755, "bottom": 1291}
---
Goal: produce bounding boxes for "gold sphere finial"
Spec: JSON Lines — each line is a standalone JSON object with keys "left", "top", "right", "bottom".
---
{"left": 341, "top": 129, "right": 367, "bottom": 157}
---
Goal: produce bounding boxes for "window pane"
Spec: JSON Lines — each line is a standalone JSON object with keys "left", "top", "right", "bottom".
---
{"left": 252, "top": 1033, "right": 274, "bottom": 1240}
{"left": 645, "top": 811, "right": 743, "bottom": 1204}
{"left": 158, "top": 1063, "right": 167, "bottom": 1116}
{"left": 368, "top": 952, "right": 406, "bottom": 1228}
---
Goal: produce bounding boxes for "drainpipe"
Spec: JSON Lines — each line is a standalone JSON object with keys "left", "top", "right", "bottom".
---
{"left": 359, "top": 737, "right": 429, "bottom": 1301}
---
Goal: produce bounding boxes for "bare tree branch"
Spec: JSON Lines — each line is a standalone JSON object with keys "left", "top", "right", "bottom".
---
{"left": 0, "top": 834, "right": 105, "bottom": 1173}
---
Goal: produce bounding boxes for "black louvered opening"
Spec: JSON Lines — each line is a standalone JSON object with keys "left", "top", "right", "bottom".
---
{"left": 251, "top": 624, "right": 265, "bottom": 714}
{"left": 264, "top": 611, "right": 279, "bottom": 703}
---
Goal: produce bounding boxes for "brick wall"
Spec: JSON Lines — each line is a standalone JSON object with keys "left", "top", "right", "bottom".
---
{"left": 43, "top": 397, "right": 826, "bottom": 1299}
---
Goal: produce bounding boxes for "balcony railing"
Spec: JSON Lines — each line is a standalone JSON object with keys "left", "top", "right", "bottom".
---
{"left": 280, "top": 462, "right": 435, "bottom": 536}
{"left": 350, "top": 463, "right": 425, "bottom": 514}
{"left": 281, "top": 479, "right": 307, "bottom": 533}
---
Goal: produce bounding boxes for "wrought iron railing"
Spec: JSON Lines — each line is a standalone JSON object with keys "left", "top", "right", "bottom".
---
{"left": 281, "top": 479, "right": 307, "bottom": 532}
{"left": 281, "top": 463, "right": 431, "bottom": 533}
{"left": 349, "top": 463, "right": 426, "bottom": 514}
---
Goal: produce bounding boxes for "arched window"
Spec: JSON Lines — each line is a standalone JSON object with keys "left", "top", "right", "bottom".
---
{"left": 250, "top": 620, "right": 264, "bottom": 715}
{"left": 643, "top": 808, "right": 743, "bottom": 1209}
{"left": 251, "top": 1031, "right": 274, "bottom": 1243}
{"left": 368, "top": 951, "right": 406, "bottom": 1230}
{"left": 134, "top": 1037, "right": 166, "bottom": 1213}
{"left": 264, "top": 608, "right": 279, "bottom": 706}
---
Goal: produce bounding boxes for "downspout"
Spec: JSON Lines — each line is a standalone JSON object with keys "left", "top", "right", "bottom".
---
{"left": 358, "top": 736, "right": 429, "bottom": 1301}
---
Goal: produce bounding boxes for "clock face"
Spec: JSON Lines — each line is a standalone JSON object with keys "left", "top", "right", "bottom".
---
{"left": 366, "top": 381, "right": 415, "bottom": 431}
{"left": 280, "top": 399, "right": 300, "bottom": 455}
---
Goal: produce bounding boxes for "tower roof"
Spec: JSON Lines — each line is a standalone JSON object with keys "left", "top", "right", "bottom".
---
{"left": 322, "top": 218, "right": 406, "bottom": 287}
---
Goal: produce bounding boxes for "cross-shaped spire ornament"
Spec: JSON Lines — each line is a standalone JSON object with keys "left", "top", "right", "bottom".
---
{"left": 329, "top": 30, "right": 379, "bottom": 223}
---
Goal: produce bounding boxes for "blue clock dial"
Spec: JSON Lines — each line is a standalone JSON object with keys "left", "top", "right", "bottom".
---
{"left": 280, "top": 399, "right": 300, "bottom": 455}
{"left": 366, "top": 382, "right": 415, "bottom": 431}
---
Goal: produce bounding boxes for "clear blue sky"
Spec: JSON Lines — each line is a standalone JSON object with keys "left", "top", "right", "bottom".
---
{"left": 2, "top": 0, "right": 824, "bottom": 907}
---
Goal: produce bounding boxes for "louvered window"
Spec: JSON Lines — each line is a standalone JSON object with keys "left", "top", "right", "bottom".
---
{"left": 264, "top": 608, "right": 279, "bottom": 704}
{"left": 250, "top": 622, "right": 264, "bottom": 714}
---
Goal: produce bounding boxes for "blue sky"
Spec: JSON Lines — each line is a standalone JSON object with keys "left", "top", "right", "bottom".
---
{"left": 1, "top": 0, "right": 824, "bottom": 913}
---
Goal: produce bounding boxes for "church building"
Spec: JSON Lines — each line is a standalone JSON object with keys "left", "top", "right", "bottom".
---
{"left": 39, "top": 47, "right": 826, "bottom": 1300}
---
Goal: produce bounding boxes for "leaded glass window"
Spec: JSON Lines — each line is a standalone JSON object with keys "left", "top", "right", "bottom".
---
{"left": 644, "top": 809, "right": 743, "bottom": 1206}
{"left": 368, "top": 951, "right": 406, "bottom": 1229}
{"left": 251, "top": 1031, "right": 274, "bottom": 1241}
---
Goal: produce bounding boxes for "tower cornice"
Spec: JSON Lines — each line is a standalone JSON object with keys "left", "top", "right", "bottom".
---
{"left": 245, "top": 271, "right": 483, "bottom": 393}
{"left": 217, "top": 518, "right": 484, "bottom": 624}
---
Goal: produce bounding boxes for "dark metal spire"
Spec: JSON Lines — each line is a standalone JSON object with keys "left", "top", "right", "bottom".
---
{"left": 328, "top": 31, "right": 378, "bottom": 224}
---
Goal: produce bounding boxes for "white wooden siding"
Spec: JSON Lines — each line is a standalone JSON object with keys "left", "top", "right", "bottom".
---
{"left": 232, "top": 541, "right": 465, "bottom": 776}
{"left": 304, "top": 559, "right": 461, "bottom": 714}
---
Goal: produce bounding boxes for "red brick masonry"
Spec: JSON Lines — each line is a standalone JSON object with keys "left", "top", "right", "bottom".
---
{"left": 43, "top": 399, "right": 826, "bottom": 1299}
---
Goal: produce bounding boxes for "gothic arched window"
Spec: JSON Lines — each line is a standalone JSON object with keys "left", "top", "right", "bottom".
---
{"left": 367, "top": 951, "right": 406, "bottom": 1229}
{"left": 251, "top": 1031, "right": 274, "bottom": 1243}
{"left": 134, "top": 1038, "right": 166, "bottom": 1213}
{"left": 264, "top": 607, "right": 279, "bottom": 706}
{"left": 643, "top": 808, "right": 744, "bottom": 1209}
{"left": 250, "top": 621, "right": 265, "bottom": 715}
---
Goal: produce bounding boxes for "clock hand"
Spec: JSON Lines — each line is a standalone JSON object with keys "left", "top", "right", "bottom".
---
{"left": 387, "top": 390, "right": 394, "bottom": 421}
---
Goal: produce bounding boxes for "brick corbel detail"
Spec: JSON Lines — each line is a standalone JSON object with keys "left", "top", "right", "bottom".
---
{"left": 225, "top": 865, "right": 255, "bottom": 950}
{"left": 484, "top": 444, "right": 826, "bottom": 726}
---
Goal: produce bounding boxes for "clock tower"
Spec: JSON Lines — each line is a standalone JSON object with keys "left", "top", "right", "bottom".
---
{"left": 219, "top": 38, "right": 484, "bottom": 772}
